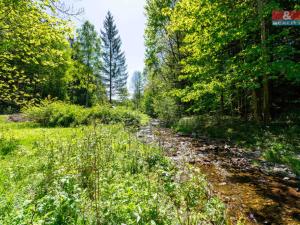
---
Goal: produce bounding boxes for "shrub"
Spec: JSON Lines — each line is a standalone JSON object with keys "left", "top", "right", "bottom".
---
{"left": 24, "top": 101, "right": 149, "bottom": 127}
{"left": 11, "top": 176, "right": 88, "bottom": 225}
{"left": 142, "top": 89, "right": 156, "bottom": 117}
{"left": 263, "top": 142, "right": 300, "bottom": 175}
{"left": 89, "top": 106, "right": 146, "bottom": 126}
{"left": 153, "top": 95, "right": 180, "bottom": 127}
{"left": 23, "top": 101, "right": 86, "bottom": 127}
{"left": 176, "top": 116, "right": 201, "bottom": 134}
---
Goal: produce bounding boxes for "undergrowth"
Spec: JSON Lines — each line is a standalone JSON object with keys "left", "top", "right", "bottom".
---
{"left": 0, "top": 136, "right": 19, "bottom": 156}
{"left": 23, "top": 101, "right": 149, "bottom": 127}
{"left": 0, "top": 116, "right": 227, "bottom": 224}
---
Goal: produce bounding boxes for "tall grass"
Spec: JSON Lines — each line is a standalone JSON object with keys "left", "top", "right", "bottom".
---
{"left": 0, "top": 136, "right": 19, "bottom": 156}
{"left": 0, "top": 118, "right": 227, "bottom": 224}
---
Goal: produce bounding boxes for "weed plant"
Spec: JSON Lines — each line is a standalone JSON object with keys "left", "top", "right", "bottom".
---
{"left": 0, "top": 117, "right": 227, "bottom": 225}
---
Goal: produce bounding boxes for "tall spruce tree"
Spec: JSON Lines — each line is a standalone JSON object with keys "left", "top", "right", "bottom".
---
{"left": 101, "top": 11, "right": 128, "bottom": 103}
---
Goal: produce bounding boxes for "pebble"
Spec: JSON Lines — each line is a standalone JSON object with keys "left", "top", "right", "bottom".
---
{"left": 138, "top": 121, "right": 300, "bottom": 224}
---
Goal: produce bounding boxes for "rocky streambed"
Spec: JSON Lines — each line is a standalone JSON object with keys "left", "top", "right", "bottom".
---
{"left": 137, "top": 120, "right": 300, "bottom": 225}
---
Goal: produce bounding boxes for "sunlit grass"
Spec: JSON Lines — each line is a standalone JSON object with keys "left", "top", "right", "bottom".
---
{"left": 0, "top": 116, "right": 84, "bottom": 219}
{"left": 0, "top": 115, "right": 227, "bottom": 224}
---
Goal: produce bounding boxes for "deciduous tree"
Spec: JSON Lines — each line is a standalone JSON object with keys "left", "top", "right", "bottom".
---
{"left": 0, "top": 0, "right": 72, "bottom": 110}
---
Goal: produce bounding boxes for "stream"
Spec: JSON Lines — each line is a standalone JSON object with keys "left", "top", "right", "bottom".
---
{"left": 137, "top": 120, "right": 300, "bottom": 225}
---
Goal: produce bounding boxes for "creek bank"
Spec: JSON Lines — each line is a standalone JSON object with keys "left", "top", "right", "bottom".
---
{"left": 137, "top": 120, "right": 300, "bottom": 225}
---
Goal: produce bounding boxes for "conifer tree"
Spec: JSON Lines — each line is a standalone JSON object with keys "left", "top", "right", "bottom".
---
{"left": 132, "top": 71, "right": 144, "bottom": 109}
{"left": 70, "top": 21, "right": 103, "bottom": 106}
{"left": 101, "top": 11, "right": 128, "bottom": 103}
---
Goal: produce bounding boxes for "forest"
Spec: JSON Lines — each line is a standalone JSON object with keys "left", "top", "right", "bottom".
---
{"left": 0, "top": 0, "right": 299, "bottom": 224}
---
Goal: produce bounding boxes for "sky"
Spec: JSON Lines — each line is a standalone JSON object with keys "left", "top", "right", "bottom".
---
{"left": 74, "top": 0, "right": 147, "bottom": 88}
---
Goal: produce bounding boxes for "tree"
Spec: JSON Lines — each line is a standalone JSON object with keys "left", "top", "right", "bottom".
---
{"left": 144, "top": 0, "right": 300, "bottom": 122}
{"left": 0, "top": 0, "right": 72, "bottom": 111}
{"left": 101, "top": 11, "right": 128, "bottom": 103}
{"left": 144, "top": 0, "right": 184, "bottom": 122}
{"left": 69, "top": 21, "right": 104, "bottom": 106}
{"left": 118, "top": 87, "right": 131, "bottom": 106}
{"left": 131, "top": 71, "right": 144, "bottom": 109}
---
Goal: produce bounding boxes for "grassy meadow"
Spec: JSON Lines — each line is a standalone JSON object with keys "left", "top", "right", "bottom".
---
{"left": 0, "top": 109, "right": 227, "bottom": 224}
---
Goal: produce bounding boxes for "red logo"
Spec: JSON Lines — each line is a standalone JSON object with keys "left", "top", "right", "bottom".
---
{"left": 272, "top": 11, "right": 300, "bottom": 20}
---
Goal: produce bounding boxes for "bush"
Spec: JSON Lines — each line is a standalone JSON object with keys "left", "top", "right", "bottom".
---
{"left": 11, "top": 176, "right": 87, "bottom": 225}
{"left": 263, "top": 142, "right": 300, "bottom": 175}
{"left": 23, "top": 101, "right": 149, "bottom": 127}
{"left": 153, "top": 95, "right": 180, "bottom": 127}
{"left": 89, "top": 106, "right": 148, "bottom": 127}
{"left": 142, "top": 89, "right": 156, "bottom": 117}
{"left": 176, "top": 116, "right": 201, "bottom": 134}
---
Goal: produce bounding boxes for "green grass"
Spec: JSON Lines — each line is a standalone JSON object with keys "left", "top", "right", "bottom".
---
{"left": 0, "top": 115, "right": 227, "bottom": 224}
{"left": 175, "top": 115, "right": 300, "bottom": 175}
{"left": 0, "top": 116, "right": 83, "bottom": 224}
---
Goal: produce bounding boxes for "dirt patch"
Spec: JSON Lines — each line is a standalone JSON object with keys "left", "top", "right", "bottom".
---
{"left": 7, "top": 114, "right": 28, "bottom": 123}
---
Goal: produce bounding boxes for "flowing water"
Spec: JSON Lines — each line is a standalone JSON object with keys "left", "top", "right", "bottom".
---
{"left": 137, "top": 120, "right": 300, "bottom": 225}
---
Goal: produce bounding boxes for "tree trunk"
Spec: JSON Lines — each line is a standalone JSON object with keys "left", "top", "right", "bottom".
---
{"left": 263, "top": 77, "right": 270, "bottom": 122}
{"left": 109, "top": 42, "right": 112, "bottom": 103}
{"left": 251, "top": 89, "right": 262, "bottom": 122}
{"left": 243, "top": 91, "right": 248, "bottom": 121}
{"left": 220, "top": 91, "right": 224, "bottom": 115}
{"left": 258, "top": 0, "right": 270, "bottom": 122}
{"left": 252, "top": 90, "right": 260, "bottom": 122}
{"left": 86, "top": 75, "right": 89, "bottom": 107}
